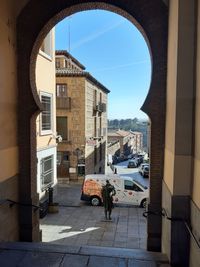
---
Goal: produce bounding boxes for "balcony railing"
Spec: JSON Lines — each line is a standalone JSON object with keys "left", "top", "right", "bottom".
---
{"left": 56, "top": 97, "right": 71, "bottom": 109}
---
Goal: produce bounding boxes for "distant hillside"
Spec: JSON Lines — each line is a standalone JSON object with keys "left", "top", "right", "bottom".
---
{"left": 108, "top": 118, "right": 149, "bottom": 149}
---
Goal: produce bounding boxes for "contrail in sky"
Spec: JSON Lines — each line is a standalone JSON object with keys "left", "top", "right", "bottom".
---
{"left": 71, "top": 20, "right": 125, "bottom": 50}
{"left": 91, "top": 60, "right": 150, "bottom": 72}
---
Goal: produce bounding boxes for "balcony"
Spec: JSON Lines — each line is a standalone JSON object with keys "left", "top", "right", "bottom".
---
{"left": 56, "top": 97, "right": 71, "bottom": 110}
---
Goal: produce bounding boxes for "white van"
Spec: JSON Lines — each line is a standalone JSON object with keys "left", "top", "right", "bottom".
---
{"left": 80, "top": 174, "right": 148, "bottom": 208}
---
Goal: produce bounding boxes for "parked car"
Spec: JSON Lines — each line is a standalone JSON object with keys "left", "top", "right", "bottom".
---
{"left": 120, "top": 155, "right": 128, "bottom": 161}
{"left": 139, "top": 163, "right": 149, "bottom": 174}
{"left": 142, "top": 165, "right": 149, "bottom": 178}
{"left": 127, "top": 160, "right": 137, "bottom": 168}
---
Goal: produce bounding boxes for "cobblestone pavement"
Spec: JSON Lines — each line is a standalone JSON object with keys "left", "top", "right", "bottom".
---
{"left": 40, "top": 183, "right": 147, "bottom": 250}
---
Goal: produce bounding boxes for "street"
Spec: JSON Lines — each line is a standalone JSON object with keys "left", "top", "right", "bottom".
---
{"left": 40, "top": 160, "right": 148, "bottom": 249}
{"left": 113, "top": 160, "right": 149, "bottom": 189}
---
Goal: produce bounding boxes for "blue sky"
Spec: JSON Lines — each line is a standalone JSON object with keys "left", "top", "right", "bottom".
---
{"left": 55, "top": 10, "right": 151, "bottom": 120}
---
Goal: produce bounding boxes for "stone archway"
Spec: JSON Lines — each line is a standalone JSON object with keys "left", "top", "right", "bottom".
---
{"left": 17, "top": 0, "right": 168, "bottom": 251}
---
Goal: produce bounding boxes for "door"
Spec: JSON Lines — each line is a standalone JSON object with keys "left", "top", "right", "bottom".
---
{"left": 123, "top": 180, "right": 144, "bottom": 205}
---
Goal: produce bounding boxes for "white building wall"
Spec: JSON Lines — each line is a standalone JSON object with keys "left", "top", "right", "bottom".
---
{"left": 37, "top": 146, "right": 57, "bottom": 199}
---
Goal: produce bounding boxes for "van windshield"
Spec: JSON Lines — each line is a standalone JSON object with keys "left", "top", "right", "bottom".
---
{"left": 133, "top": 179, "right": 148, "bottom": 190}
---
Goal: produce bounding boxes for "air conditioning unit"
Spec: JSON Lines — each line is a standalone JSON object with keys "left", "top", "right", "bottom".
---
{"left": 95, "top": 103, "right": 106, "bottom": 112}
{"left": 100, "top": 103, "right": 106, "bottom": 112}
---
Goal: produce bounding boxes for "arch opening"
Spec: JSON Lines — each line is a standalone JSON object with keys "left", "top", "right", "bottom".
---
{"left": 17, "top": 0, "right": 168, "bottom": 252}
{"left": 36, "top": 8, "right": 152, "bottom": 249}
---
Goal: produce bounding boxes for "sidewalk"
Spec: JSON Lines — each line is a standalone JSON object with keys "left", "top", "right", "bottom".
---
{"left": 0, "top": 182, "right": 171, "bottom": 266}
{"left": 40, "top": 183, "right": 147, "bottom": 250}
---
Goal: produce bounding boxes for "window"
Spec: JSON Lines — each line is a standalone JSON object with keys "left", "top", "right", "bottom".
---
{"left": 124, "top": 180, "right": 143, "bottom": 191}
{"left": 100, "top": 143, "right": 102, "bottom": 160}
{"left": 57, "top": 117, "right": 68, "bottom": 140}
{"left": 94, "top": 90, "right": 97, "bottom": 106}
{"left": 56, "top": 84, "right": 67, "bottom": 97}
{"left": 94, "top": 117, "right": 97, "bottom": 137}
{"left": 41, "top": 93, "right": 52, "bottom": 133}
{"left": 100, "top": 92, "right": 102, "bottom": 103}
{"left": 65, "top": 59, "right": 68, "bottom": 68}
{"left": 63, "top": 152, "right": 69, "bottom": 162}
{"left": 56, "top": 59, "right": 60, "bottom": 68}
{"left": 124, "top": 180, "right": 134, "bottom": 190}
{"left": 40, "top": 155, "right": 54, "bottom": 190}
{"left": 94, "top": 146, "right": 97, "bottom": 165}
{"left": 99, "top": 117, "right": 102, "bottom": 136}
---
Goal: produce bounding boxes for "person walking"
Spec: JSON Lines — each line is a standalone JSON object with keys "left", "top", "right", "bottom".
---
{"left": 101, "top": 180, "right": 116, "bottom": 220}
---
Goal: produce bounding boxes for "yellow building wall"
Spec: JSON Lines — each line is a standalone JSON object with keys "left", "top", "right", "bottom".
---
{"left": 35, "top": 29, "right": 56, "bottom": 149}
{"left": 164, "top": 0, "right": 195, "bottom": 196}
{"left": 0, "top": 0, "right": 29, "bottom": 241}
{"left": 0, "top": 0, "right": 28, "bottom": 182}
{"left": 193, "top": 0, "right": 200, "bottom": 209}
{"left": 163, "top": 0, "right": 178, "bottom": 194}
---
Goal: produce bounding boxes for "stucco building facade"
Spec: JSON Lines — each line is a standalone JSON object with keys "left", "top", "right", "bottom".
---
{"left": 0, "top": 1, "right": 200, "bottom": 266}
{"left": 55, "top": 50, "right": 109, "bottom": 182}
{"left": 35, "top": 29, "right": 57, "bottom": 199}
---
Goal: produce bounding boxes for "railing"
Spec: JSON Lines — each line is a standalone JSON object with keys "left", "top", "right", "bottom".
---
{"left": 56, "top": 97, "right": 71, "bottom": 109}
{"left": 0, "top": 199, "right": 41, "bottom": 212}
{"left": 108, "top": 140, "right": 120, "bottom": 148}
{"left": 143, "top": 207, "right": 200, "bottom": 249}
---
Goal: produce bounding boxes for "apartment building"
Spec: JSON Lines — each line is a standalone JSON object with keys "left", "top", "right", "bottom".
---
{"left": 55, "top": 50, "right": 110, "bottom": 182}
{"left": 108, "top": 129, "right": 142, "bottom": 157}
{"left": 35, "top": 29, "right": 57, "bottom": 199}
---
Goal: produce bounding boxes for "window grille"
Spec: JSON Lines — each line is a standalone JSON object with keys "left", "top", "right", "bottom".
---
{"left": 41, "top": 95, "right": 51, "bottom": 131}
{"left": 40, "top": 155, "right": 54, "bottom": 190}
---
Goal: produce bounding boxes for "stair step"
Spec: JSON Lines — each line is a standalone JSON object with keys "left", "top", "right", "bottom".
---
{"left": 0, "top": 242, "right": 170, "bottom": 266}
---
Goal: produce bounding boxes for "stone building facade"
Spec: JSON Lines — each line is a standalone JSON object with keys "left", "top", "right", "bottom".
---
{"left": 131, "top": 131, "right": 143, "bottom": 154}
{"left": 55, "top": 50, "right": 110, "bottom": 181}
{"left": 108, "top": 130, "right": 143, "bottom": 159}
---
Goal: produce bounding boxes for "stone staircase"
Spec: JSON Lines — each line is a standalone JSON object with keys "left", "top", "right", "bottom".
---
{"left": 0, "top": 242, "right": 170, "bottom": 266}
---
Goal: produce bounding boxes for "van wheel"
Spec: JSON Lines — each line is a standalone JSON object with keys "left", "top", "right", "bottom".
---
{"left": 91, "top": 196, "right": 101, "bottom": 206}
{"left": 141, "top": 199, "right": 147, "bottom": 209}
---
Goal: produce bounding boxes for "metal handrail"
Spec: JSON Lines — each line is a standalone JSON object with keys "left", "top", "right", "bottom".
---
{"left": 0, "top": 199, "right": 41, "bottom": 212}
{"left": 143, "top": 208, "right": 200, "bottom": 249}
{"left": 162, "top": 208, "right": 200, "bottom": 249}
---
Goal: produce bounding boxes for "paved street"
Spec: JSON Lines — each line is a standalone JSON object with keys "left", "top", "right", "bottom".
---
{"left": 112, "top": 160, "right": 149, "bottom": 189}
{"left": 40, "top": 161, "right": 148, "bottom": 250}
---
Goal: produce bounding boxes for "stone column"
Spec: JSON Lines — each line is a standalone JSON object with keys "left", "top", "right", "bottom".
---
{"left": 162, "top": 0, "right": 196, "bottom": 265}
